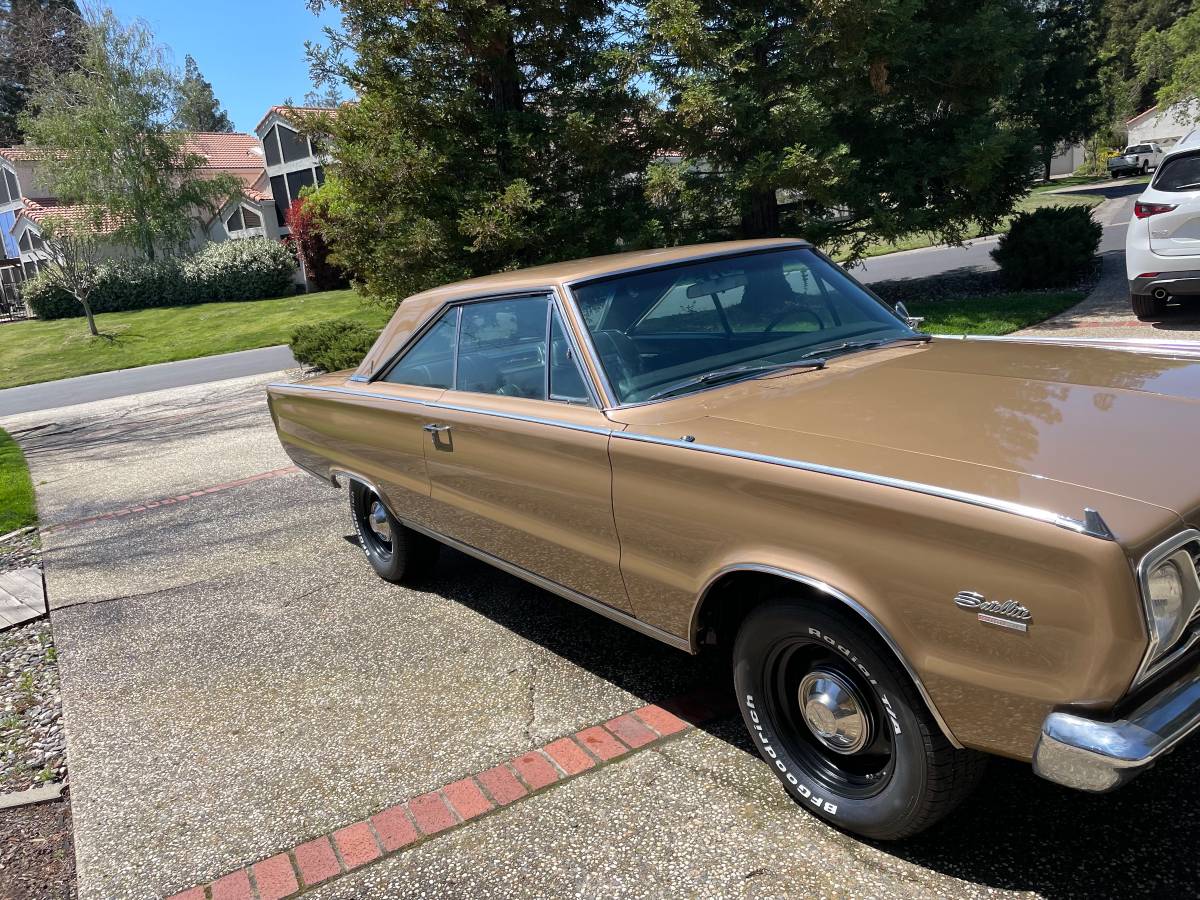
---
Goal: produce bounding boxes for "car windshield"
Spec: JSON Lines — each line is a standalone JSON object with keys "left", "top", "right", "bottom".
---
{"left": 570, "top": 247, "right": 917, "bottom": 404}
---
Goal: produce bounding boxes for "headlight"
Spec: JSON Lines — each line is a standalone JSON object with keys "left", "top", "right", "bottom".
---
{"left": 1147, "top": 557, "right": 1189, "bottom": 650}
{"left": 1136, "top": 533, "right": 1200, "bottom": 685}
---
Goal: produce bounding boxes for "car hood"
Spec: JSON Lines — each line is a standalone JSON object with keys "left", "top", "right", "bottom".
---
{"left": 609, "top": 339, "right": 1200, "bottom": 550}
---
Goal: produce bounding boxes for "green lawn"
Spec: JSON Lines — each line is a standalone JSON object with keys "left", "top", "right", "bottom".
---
{"left": 0, "top": 428, "right": 36, "bottom": 534}
{"left": 0, "top": 289, "right": 392, "bottom": 389}
{"left": 910, "top": 291, "right": 1084, "bottom": 336}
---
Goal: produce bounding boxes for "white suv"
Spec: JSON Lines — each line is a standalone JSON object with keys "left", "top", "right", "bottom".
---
{"left": 1126, "top": 131, "right": 1200, "bottom": 318}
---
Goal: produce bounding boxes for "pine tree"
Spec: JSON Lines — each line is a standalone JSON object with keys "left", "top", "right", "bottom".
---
{"left": 176, "top": 54, "right": 233, "bottom": 133}
{"left": 304, "top": 0, "right": 658, "bottom": 302}
{"left": 643, "top": 0, "right": 1045, "bottom": 254}
{"left": 0, "top": 0, "right": 83, "bottom": 145}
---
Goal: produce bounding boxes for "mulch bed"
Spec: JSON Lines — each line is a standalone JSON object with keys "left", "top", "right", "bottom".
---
{"left": 0, "top": 797, "right": 75, "bottom": 899}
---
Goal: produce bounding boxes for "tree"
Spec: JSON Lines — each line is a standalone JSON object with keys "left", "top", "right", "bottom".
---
{"left": 1096, "top": 0, "right": 1190, "bottom": 127}
{"left": 0, "top": 0, "right": 83, "bottom": 145}
{"left": 1135, "top": 4, "right": 1200, "bottom": 121}
{"left": 286, "top": 193, "right": 346, "bottom": 291}
{"left": 36, "top": 213, "right": 104, "bottom": 335}
{"left": 642, "top": 0, "right": 1043, "bottom": 255}
{"left": 1021, "top": 1, "right": 1103, "bottom": 181}
{"left": 304, "top": 0, "right": 658, "bottom": 302}
{"left": 175, "top": 54, "right": 233, "bottom": 132}
{"left": 20, "top": 10, "right": 239, "bottom": 260}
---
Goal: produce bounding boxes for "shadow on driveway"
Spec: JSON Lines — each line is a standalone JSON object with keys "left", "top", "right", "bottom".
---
{"left": 421, "top": 545, "right": 1200, "bottom": 899}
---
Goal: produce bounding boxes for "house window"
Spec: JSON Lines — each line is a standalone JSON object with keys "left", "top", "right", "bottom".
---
{"left": 270, "top": 174, "right": 288, "bottom": 225}
{"left": 18, "top": 232, "right": 31, "bottom": 252}
{"left": 286, "top": 168, "right": 315, "bottom": 208}
{"left": 0, "top": 174, "right": 8, "bottom": 204}
{"left": 264, "top": 126, "right": 281, "bottom": 167}
{"left": 3, "top": 169, "right": 17, "bottom": 202}
{"left": 278, "top": 125, "right": 310, "bottom": 164}
{"left": 22, "top": 260, "right": 35, "bottom": 279}
{"left": 226, "top": 207, "right": 244, "bottom": 232}
{"left": 30, "top": 232, "right": 43, "bottom": 250}
{"left": 315, "top": 165, "right": 325, "bottom": 186}
{"left": 242, "top": 206, "right": 262, "bottom": 228}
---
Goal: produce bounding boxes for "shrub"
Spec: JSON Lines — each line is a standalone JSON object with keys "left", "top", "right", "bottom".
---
{"left": 290, "top": 319, "right": 382, "bottom": 372}
{"left": 25, "top": 237, "right": 298, "bottom": 319}
{"left": 286, "top": 195, "right": 348, "bottom": 291}
{"left": 991, "top": 206, "right": 1101, "bottom": 289}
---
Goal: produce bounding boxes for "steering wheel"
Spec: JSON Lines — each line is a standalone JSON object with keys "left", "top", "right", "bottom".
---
{"left": 764, "top": 308, "right": 824, "bottom": 333}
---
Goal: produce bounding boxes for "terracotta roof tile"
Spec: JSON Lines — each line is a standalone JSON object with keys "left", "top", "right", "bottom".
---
{"left": 16, "top": 197, "right": 124, "bottom": 235}
{"left": 254, "top": 104, "right": 344, "bottom": 134}
{"left": 181, "top": 132, "right": 264, "bottom": 170}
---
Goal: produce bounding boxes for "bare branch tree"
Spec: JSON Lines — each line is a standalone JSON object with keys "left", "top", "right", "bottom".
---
{"left": 36, "top": 213, "right": 103, "bottom": 336}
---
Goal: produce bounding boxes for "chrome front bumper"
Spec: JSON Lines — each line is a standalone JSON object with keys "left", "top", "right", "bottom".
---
{"left": 1033, "top": 661, "right": 1200, "bottom": 791}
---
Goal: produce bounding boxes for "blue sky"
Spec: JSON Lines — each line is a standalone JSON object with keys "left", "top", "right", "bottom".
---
{"left": 109, "top": 0, "right": 342, "bottom": 133}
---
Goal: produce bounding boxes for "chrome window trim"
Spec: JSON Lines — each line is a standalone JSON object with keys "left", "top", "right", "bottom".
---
{"left": 610, "top": 431, "right": 1115, "bottom": 541}
{"left": 934, "top": 334, "right": 1200, "bottom": 357}
{"left": 1132, "top": 528, "right": 1200, "bottom": 687}
{"left": 696, "top": 563, "right": 963, "bottom": 748}
{"left": 274, "top": 380, "right": 1116, "bottom": 541}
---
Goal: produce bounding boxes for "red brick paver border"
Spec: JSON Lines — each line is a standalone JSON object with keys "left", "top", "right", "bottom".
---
{"left": 41, "top": 466, "right": 301, "bottom": 535}
{"left": 164, "top": 688, "right": 732, "bottom": 899}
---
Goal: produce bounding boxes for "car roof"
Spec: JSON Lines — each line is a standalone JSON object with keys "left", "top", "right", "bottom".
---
{"left": 353, "top": 238, "right": 812, "bottom": 380}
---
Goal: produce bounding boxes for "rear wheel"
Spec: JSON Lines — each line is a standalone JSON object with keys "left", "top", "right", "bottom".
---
{"left": 349, "top": 481, "right": 439, "bottom": 583}
{"left": 1131, "top": 292, "right": 1166, "bottom": 319}
{"left": 732, "top": 598, "right": 984, "bottom": 840}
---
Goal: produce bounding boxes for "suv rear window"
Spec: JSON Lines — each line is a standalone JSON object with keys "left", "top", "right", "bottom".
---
{"left": 1153, "top": 153, "right": 1200, "bottom": 192}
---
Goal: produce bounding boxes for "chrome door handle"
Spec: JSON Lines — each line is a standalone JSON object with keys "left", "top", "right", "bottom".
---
{"left": 423, "top": 423, "right": 452, "bottom": 434}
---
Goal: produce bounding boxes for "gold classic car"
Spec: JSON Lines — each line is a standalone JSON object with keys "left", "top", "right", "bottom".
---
{"left": 267, "top": 239, "right": 1200, "bottom": 839}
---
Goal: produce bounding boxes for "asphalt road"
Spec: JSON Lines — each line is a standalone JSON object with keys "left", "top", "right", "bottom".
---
{"left": 11, "top": 370, "right": 1200, "bottom": 899}
{"left": 0, "top": 344, "right": 297, "bottom": 419}
{"left": 853, "top": 180, "right": 1142, "bottom": 284}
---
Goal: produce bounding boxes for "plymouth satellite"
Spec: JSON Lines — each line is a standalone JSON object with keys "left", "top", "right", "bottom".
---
{"left": 267, "top": 240, "right": 1200, "bottom": 839}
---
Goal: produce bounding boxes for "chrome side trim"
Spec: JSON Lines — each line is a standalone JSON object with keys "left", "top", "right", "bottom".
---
{"left": 1034, "top": 655, "right": 1200, "bottom": 791}
{"left": 1132, "top": 528, "right": 1200, "bottom": 688}
{"left": 399, "top": 517, "right": 693, "bottom": 653}
{"left": 329, "top": 467, "right": 386, "bottom": 499}
{"left": 696, "top": 563, "right": 962, "bottom": 748}
{"left": 268, "top": 382, "right": 613, "bottom": 437}
{"left": 611, "top": 431, "right": 1115, "bottom": 541}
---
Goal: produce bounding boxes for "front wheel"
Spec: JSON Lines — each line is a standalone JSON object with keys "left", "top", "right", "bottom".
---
{"left": 732, "top": 598, "right": 984, "bottom": 840}
{"left": 349, "top": 481, "right": 439, "bottom": 583}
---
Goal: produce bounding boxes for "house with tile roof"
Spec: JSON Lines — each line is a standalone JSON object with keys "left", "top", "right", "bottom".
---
{"left": 0, "top": 108, "right": 339, "bottom": 302}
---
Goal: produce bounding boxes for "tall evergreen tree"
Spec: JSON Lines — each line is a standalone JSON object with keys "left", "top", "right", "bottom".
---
{"left": 20, "top": 10, "right": 239, "bottom": 259}
{"left": 304, "top": 0, "right": 658, "bottom": 302}
{"left": 175, "top": 54, "right": 233, "bottom": 133}
{"left": 1098, "top": 0, "right": 1190, "bottom": 125}
{"left": 642, "top": 0, "right": 1043, "bottom": 253}
{"left": 1020, "top": 0, "right": 1103, "bottom": 180}
{"left": 0, "top": 0, "right": 82, "bottom": 145}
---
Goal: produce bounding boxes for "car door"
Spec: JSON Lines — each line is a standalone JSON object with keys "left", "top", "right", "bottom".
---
{"left": 1147, "top": 150, "right": 1200, "bottom": 257}
{"left": 420, "top": 292, "right": 632, "bottom": 612}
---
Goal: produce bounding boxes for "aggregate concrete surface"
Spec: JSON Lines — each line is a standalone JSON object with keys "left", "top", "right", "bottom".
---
{"left": 7, "top": 372, "right": 1200, "bottom": 898}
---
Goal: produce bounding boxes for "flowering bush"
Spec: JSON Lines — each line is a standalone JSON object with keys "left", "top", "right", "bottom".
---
{"left": 286, "top": 195, "right": 347, "bottom": 291}
{"left": 25, "top": 237, "right": 298, "bottom": 319}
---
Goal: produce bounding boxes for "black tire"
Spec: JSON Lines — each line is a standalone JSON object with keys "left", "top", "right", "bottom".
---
{"left": 1131, "top": 292, "right": 1166, "bottom": 319}
{"left": 349, "top": 481, "right": 439, "bottom": 583}
{"left": 732, "top": 598, "right": 985, "bottom": 840}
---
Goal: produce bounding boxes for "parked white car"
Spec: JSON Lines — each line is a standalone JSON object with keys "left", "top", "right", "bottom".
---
{"left": 1126, "top": 132, "right": 1200, "bottom": 317}
{"left": 1108, "top": 143, "right": 1163, "bottom": 178}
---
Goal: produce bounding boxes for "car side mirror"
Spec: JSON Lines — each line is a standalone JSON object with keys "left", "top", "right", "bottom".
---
{"left": 894, "top": 301, "right": 925, "bottom": 330}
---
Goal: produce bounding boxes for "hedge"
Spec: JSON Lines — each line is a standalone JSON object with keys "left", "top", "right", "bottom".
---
{"left": 290, "top": 319, "right": 382, "bottom": 372}
{"left": 25, "top": 237, "right": 298, "bottom": 319}
{"left": 990, "top": 205, "right": 1102, "bottom": 289}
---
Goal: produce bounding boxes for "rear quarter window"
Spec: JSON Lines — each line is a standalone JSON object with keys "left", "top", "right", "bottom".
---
{"left": 1153, "top": 153, "right": 1200, "bottom": 192}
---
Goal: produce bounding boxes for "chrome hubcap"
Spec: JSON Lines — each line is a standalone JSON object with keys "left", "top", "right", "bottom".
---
{"left": 797, "top": 668, "right": 871, "bottom": 755}
{"left": 367, "top": 500, "right": 391, "bottom": 545}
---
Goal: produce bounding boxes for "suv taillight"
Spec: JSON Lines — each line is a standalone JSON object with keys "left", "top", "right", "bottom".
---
{"left": 1135, "top": 201, "right": 1178, "bottom": 219}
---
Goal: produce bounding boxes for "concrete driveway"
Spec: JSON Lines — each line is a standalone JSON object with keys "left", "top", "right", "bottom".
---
{"left": 8, "top": 374, "right": 1200, "bottom": 899}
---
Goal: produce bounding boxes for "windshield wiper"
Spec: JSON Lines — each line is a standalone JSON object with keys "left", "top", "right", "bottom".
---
{"left": 798, "top": 334, "right": 932, "bottom": 360}
{"left": 647, "top": 360, "right": 827, "bottom": 402}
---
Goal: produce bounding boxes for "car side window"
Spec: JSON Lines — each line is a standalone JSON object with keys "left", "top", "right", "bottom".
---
{"left": 1154, "top": 153, "right": 1200, "bottom": 192}
{"left": 382, "top": 309, "right": 458, "bottom": 388}
{"left": 456, "top": 295, "right": 550, "bottom": 399}
{"left": 549, "top": 307, "right": 590, "bottom": 403}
